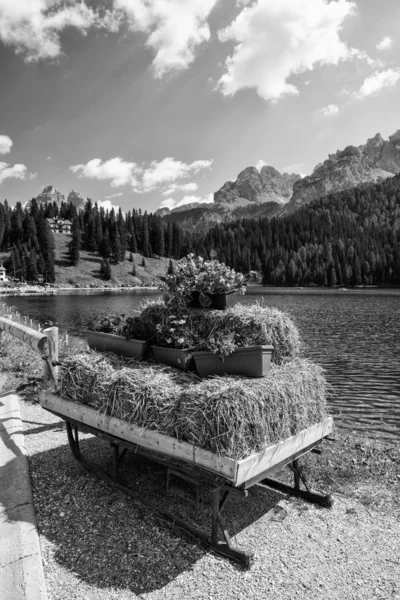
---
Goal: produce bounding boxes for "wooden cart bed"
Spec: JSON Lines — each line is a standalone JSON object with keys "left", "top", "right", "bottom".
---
{"left": 40, "top": 391, "right": 334, "bottom": 568}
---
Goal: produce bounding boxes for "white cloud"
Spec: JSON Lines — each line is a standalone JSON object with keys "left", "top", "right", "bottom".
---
{"left": 105, "top": 192, "right": 123, "bottom": 200}
{"left": 114, "top": 0, "right": 218, "bottom": 77}
{"left": 376, "top": 36, "right": 393, "bottom": 51}
{"left": 0, "top": 1, "right": 105, "bottom": 62}
{"left": 162, "top": 182, "right": 198, "bottom": 195}
{"left": 319, "top": 104, "right": 339, "bottom": 116}
{"left": 217, "top": 0, "right": 359, "bottom": 101}
{"left": 98, "top": 199, "right": 121, "bottom": 213}
{"left": 71, "top": 156, "right": 212, "bottom": 192}
{"left": 160, "top": 193, "right": 213, "bottom": 210}
{"left": 141, "top": 158, "right": 212, "bottom": 191}
{"left": 358, "top": 68, "right": 400, "bottom": 97}
{"left": 71, "top": 157, "right": 139, "bottom": 188}
{"left": 0, "top": 135, "right": 13, "bottom": 154}
{"left": 281, "top": 163, "right": 306, "bottom": 176}
{"left": 0, "top": 161, "right": 33, "bottom": 185}
{"left": 0, "top": 1, "right": 219, "bottom": 76}
{"left": 255, "top": 159, "right": 271, "bottom": 171}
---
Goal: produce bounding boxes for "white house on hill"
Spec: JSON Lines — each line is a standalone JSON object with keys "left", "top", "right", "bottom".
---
{"left": 0, "top": 266, "right": 8, "bottom": 282}
{"left": 46, "top": 217, "right": 72, "bottom": 234}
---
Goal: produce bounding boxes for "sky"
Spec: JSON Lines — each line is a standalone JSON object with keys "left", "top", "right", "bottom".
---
{"left": 1, "top": 0, "right": 400, "bottom": 214}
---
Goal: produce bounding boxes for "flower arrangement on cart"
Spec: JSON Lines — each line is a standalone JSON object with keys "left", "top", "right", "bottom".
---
{"left": 40, "top": 250, "right": 333, "bottom": 568}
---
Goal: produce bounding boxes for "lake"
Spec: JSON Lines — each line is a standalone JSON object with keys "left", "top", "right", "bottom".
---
{"left": 2, "top": 288, "right": 400, "bottom": 442}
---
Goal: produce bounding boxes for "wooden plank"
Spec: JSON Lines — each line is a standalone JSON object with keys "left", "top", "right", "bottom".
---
{"left": 40, "top": 392, "right": 237, "bottom": 481}
{"left": 40, "top": 392, "right": 333, "bottom": 486}
{"left": 0, "top": 317, "right": 47, "bottom": 353}
{"left": 234, "top": 418, "right": 334, "bottom": 486}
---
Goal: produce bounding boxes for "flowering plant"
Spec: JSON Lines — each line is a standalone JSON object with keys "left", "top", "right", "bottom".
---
{"left": 154, "top": 312, "right": 195, "bottom": 349}
{"left": 163, "top": 253, "right": 247, "bottom": 308}
{"left": 87, "top": 314, "right": 150, "bottom": 341}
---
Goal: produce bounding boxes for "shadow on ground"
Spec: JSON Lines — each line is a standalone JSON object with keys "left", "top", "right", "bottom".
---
{"left": 27, "top": 434, "right": 285, "bottom": 595}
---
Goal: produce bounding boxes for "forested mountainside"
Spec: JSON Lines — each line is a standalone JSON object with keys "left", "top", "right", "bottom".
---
{"left": 0, "top": 198, "right": 184, "bottom": 283}
{"left": 184, "top": 175, "right": 400, "bottom": 287}
{"left": 1, "top": 175, "right": 400, "bottom": 287}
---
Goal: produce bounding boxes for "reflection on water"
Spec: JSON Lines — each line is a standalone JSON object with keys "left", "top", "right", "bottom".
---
{"left": 3, "top": 289, "right": 400, "bottom": 441}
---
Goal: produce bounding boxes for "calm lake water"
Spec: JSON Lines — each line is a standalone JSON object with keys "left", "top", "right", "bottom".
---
{"left": 3, "top": 289, "right": 400, "bottom": 442}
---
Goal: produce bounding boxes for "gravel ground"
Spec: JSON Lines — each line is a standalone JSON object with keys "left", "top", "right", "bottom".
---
{"left": 15, "top": 395, "right": 400, "bottom": 600}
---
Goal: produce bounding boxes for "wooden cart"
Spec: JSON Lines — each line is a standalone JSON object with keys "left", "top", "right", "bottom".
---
{"left": 41, "top": 392, "right": 334, "bottom": 568}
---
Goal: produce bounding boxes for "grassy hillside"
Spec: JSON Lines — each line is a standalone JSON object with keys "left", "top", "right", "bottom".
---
{"left": 0, "top": 235, "right": 170, "bottom": 288}
{"left": 53, "top": 235, "right": 170, "bottom": 287}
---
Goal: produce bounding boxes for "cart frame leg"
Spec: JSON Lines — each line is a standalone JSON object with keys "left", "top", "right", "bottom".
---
{"left": 258, "top": 459, "right": 333, "bottom": 508}
{"left": 65, "top": 422, "right": 253, "bottom": 568}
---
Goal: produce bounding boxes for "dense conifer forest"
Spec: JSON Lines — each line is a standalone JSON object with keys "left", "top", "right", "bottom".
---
{"left": 185, "top": 175, "right": 400, "bottom": 286}
{"left": 0, "top": 174, "right": 399, "bottom": 286}
{"left": 0, "top": 198, "right": 183, "bottom": 283}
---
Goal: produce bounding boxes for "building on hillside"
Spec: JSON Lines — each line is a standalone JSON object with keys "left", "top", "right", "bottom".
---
{"left": 0, "top": 266, "right": 8, "bottom": 282}
{"left": 46, "top": 217, "right": 72, "bottom": 234}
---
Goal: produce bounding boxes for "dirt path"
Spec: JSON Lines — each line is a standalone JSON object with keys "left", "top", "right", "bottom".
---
{"left": 17, "top": 396, "right": 400, "bottom": 600}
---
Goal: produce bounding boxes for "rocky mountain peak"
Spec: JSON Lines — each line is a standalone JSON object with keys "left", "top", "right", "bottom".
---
{"left": 214, "top": 165, "right": 301, "bottom": 207}
{"left": 67, "top": 190, "right": 85, "bottom": 209}
{"left": 35, "top": 185, "right": 65, "bottom": 205}
{"left": 286, "top": 129, "right": 400, "bottom": 212}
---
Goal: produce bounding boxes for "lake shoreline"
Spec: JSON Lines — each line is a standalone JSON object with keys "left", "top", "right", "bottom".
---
{"left": 1, "top": 283, "right": 399, "bottom": 297}
{"left": 0, "top": 285, "right": 162, "bottom": 297}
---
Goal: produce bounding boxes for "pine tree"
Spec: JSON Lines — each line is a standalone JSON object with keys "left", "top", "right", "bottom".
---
{"left": 69, "top": 218, "right": 81, "bottom": 266}
{"left": 100, "top": 258, "right": 111, "bottom": 280}
{"left": 27, "top": 248, "right": 39, "bottom": 282}
{"left": 142, "top": 214, "right": 151, "bottom": 257}
{"left": 100, "top": 228, "right": 111, "bottom": 258}
{"left": 132, "top": 260, "right": 136, "bottom": 276}
{"left": 141, "top": 257, "right": 146, "bottom": 267}
{"left": 167, "top": 259, "right": 174, "bottom": 275}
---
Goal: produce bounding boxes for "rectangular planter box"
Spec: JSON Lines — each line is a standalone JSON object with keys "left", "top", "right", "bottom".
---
{"left": 87, "top": 331, "right": 149, "bottom": 359}
{"left": 41, "top": 391, "right": 334, "bottom": 487}
{"left": 192, "top": 345, "right": 274, "bottom": 378}
{"left": 152, "top": 345, "right": 194, "bottom": 370}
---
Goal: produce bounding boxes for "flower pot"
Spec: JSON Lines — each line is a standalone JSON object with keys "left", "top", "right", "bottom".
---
{"left": 189, "top": 291, "right": 239, "bottom": 310}
{"left": 87, "top": 331, "right": 149, "bottom": 359}
{"left": 192, "top": 345, "right": 274, "bottom": 378}
{"left": 152, "top": 346, "right": 194, "bottom": 370}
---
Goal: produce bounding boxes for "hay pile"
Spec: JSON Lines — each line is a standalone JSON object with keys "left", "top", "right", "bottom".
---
{"left": 60, "top": 351, "right": 329, "bottom": 460}
{"left": 139, "top": 301, "right": 301, "bottom": 363}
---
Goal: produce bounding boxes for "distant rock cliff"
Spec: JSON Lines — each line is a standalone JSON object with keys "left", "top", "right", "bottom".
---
{"left": 157, "top": 165, "right": 300, "bottom": 228}
{"left": 214, "top": 165, "right": 301, "bottom": 206}
{"left": 35, "top": 185, "right": 65, "bottom": 205}
{"left": 286, "top": 130, "right": 400, "bottom": 212}
{"left": 67, "top": 190, "right": 85, "bottom": 209}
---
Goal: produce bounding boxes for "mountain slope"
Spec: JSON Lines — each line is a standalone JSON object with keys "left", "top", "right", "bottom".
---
{"left": 285, "top": 131, "right": 400, "bottom": 212}
{"left": 158, "top": 128, "right": 400, "bottom": 229}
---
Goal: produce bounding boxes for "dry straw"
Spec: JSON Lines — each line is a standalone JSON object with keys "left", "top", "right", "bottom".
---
{"left": 60, "top": 352, "right": 329, "bottom": 460}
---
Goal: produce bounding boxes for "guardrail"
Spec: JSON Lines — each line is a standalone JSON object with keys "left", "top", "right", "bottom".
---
{"left": 0, "top": 315, "right": 59, "bottom": 385}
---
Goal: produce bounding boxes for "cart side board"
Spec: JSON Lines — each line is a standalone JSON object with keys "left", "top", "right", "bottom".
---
{"left": 40, "top": 392, "right": 333, "bottom": 487}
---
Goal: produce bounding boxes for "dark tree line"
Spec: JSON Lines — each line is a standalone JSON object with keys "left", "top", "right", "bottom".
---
{"left": 2, "top": 174, "right": 399, "bottom": 286}
{"left": 0, "top": 196, "right": 184, "bottom": 281}
{"left": 0, "top": 199, "right": 56, "bottom": 282}
{"left": 185, "top": 175, "right": 400, "bottom": 286}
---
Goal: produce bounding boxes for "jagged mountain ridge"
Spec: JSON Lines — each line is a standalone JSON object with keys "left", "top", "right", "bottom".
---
{"left": 29, "top": 186, "right": 87, "bottom": 211}
{"left": 35, "top": 185, "right": 65, "bottom": 205}
{"left": 286, "top": 130, "right": 400, "bottom": 212}
{"left": 156, "top": 165, "right": 300, "bottom": 226}
{"left": 158, "top": 129, "right": 400, "bottom": 227}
